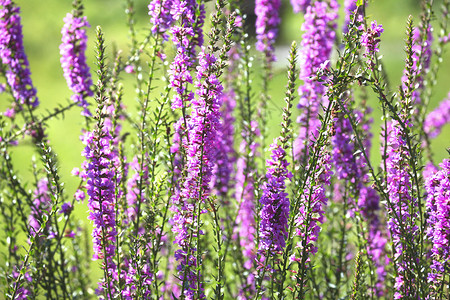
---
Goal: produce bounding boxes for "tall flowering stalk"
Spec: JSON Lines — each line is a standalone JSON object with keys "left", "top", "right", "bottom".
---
{"left": 171, "top": 47, "right": 224, "bottom": 300}
{"left": 255, "top": 0, "right": 281, "bottom": 62}
{"left": 259, "top": 142, "right": 292, "bottom": 254}
{"left": 294, "top": 0, "right": 338, "bottom": 160}
{"left": 0, "top": 0, "right": 38, "bottom": 117}
{"left": 385, "top": 120, "right": 420, "bottom": 299}
{"left": 59, "top": 0, "right": 93, "bottom": 117}
{"left": 81, "top": 27, "right": 117, "bottom": 299}
{"left": 254, "top": 42, "right": 296, "bottom": 299}
{"left": 425, "top": 159, "right": 450, "bottom": 297}
{"left": 383, "top": 19, "right": 423, "bottom": 299}
{"left": 168, "top": 0, "right": 205, "bottom": 110}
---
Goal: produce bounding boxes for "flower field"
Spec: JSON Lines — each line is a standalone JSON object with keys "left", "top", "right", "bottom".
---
{"left": 0, "top": 0, "right": 450, "bottom": 299}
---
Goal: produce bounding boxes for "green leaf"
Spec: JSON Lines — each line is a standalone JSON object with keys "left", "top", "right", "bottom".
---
{"left": 356, "top": 0, "right": 363, "bottom": 6}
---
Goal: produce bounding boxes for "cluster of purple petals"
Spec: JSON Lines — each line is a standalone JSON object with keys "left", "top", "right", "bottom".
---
{"left": 28, "top": 178, "right": 53, "bottom": 237}
{"left": 0, "top": 0, "right": 38, "bottom": 117}
{"left": 385, "top": 120, "right": 419, "bottom": 299}
{"left": 294, "top": 0, "right": 338, "bottom": 159}
{"left": 235, "top": 153, "right": 256, "bottom": 266}
{"left": 259, "top": 141, "right": 292, "bottom": 253}
{"left": 331, "top": 112, "right": 358, "bottom": 182}
{"left": 255, "top": 0, "right": 281, "bottom": 62}
{"left": 235, "top": 121, "right": 260, "bottom": 270}
{"left": 81, "top": 126, "right": 118, "bottom": 295}
{"left": 171, "top": 48, "right": 223, "bottom": 300}
{"left": 361, "top": 20, "right": 383, "bottom": 66}
{"left": 401, "top": 26, "right": 433, "bottom": 105}
{"left": 290, "top": 0, "right": 310, "bottom": 14}
{"left": 148, "top": 0, "right": 175, "bottom": 41}
{"left": 60, "top": 13, "right": 93, "bottom": 117}
{"left": 121, "top": 257, "right": 152, "bottom": 299}
{"left": 210, "top": 90, "right": 236, "bottom": 198}
{"left": 424, "top": 92, "right": 450, "bottom": 138}
{"left": 295, "top": 152, "right": 332, "bottom": 258}
{"left": 126, "top": 155, "right": 149, "bottom": 227}
{"left": 168, "top": 0, "right": 205, "bottom": 110}
{"left": 425, "top": 159, "right": 450, "bottom": 285}
{"left": 11, "top": 265, "right": 33, "bottom": 299}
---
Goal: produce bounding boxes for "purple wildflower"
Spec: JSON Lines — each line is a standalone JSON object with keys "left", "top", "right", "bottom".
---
{"left": 235, "top": 121, "right": 260, "bottom": 270}
{"left": 331, "top": 111, "right": 358, "bottom": 182}
{"left": 29, "top": 178, "right": 52, "bottom": 236}
{"left": 294, "top": 1, "right": 337, "bottom": 159}
{"left": 124, "top": 65, "right": 135, "bottom": 74}
{"left": 171, "top": 48, "right": 223, "bottom": 300}
{"left": 290, "top": 0, "right": 310, "bottom": 14}
{"left": 148, "top": 0, "right": 175, "bottom": 41}
{"left": 361, "top": 20, "right": 383, "bottom": 67}
{"left": 295, "top": 152, "right": 332, "bottom": 258}
{"left": 81, "top": 124, "right": 118, "bottom": 296}
{"left": 425, "top": 159, "right": 450, "bottom": 290}
{"left": 60, "top": 12, "right": 93, "bottom": 116}
{"left": 255, "top": 0, "right": 281, "bottom": 62}
{"left": 385, "top": 120, "right": 419, "bottom": 299}
{"left": 168, "top": 0, "right": 205, "bottom": 110}
{"left": 10, "top": 265, "right": 33, "bottom": 299}
{"left": 210, "top": 90, "right": 236, "bottom": 198}
{"left": 0, "top": 0, "right": 38, "bottom": 114}
{"left": 121, "top": 257, "right": 153, "bottom": 299}
{"left": 424, "top": 92, "right": 450, "bottom": 138}
{"left": 59, "top": 202, "right": 73, "bottom": 215}
{"left": 259, "top": 141, "right": 292, "bottom": 253}
{"left": 125, "top": 155, "right": 149, "bottom": 226}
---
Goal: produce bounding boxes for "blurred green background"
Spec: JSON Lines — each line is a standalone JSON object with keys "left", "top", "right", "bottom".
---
{"left": 1, "top": 0, "right": 450, "bottom": 291}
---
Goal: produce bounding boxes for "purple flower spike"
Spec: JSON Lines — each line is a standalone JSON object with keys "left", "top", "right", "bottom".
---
{"left": 171, "top": 47, "right": 223, "bottom": 300}
{"left": 259, "top": 141, "right": 292, "bottom": 254}
{"left": 255, "top": 0, "right": 281, "bottom": 62}
{"left": 385, "top": 120, "right": 419, "bottom": 299}
{"left": 126, "top": 155, "right": 149, "bottom": 225}
{"left": 148, "top": 0, "right": 175, "bottom": 41}
{"left": 81, "top": 125, "right": 118, "bottom": 296}
{"left": 211, "top": 90, "right": 236, "bottom": 198}
{"left": 425, "top": 159, "right": 450, "bottom": 291}
{"left": 295, "top": 152, "right": 332, "bottom": 258}
{"left": 168, "top": 0, "right": 205, "bottom": 110}
{"left": 0, "top": 0, "right": 38, "bottom": 114}
{"left": 361, "top": 20, "right": 383, "bottom": 68}
{"left": 294, "top": 0, "right": 338, "bottom": 159}
{"left": 235, "top": 121, "right": 260, "bottom": 270}
{"left": 60, "top": 12, "right": 93, "bottom": 116}
{"left": 290, "top": 0, "right": 311, "bottom": 14}
{"left": 424, "top": 94, "right": 450, "bottom": 138}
